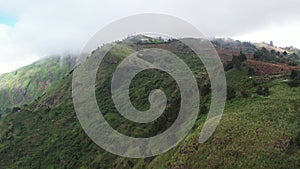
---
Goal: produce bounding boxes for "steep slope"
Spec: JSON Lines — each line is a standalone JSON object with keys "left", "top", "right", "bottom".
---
{"left": 0, "top": 41, "right": 209, "bottom": 168}
{"left": 0, "top": 39, "right": 300, "bottom": 168}
{"left": 0, "top": 55, "right": 76, "bottom": 117}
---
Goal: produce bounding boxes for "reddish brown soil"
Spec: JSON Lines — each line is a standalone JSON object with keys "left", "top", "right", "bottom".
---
{"left": 214, "top": 46, "right": 253, "bottom": 61}
{"left": 214, "top": 46, "right": 300, "bottom": 76}
{"left": 247, "top": 60, "right": 300, "bottom": 76}
{"left": 139, "top": 42, "right": 300, "bottom": 76}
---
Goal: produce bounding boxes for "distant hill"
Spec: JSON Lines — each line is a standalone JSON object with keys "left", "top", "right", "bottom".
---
{"left": 0, "top": 55, "right": 76, "bottom": 117}
{"left": 211, "top": 38, "right": 300, "bottom": 75}
{"left": 255, "top": 42, "right": 287, "bottom": 53}
{"left": 211, "top": 38, "right": 257, "bottom": 61}
{"left": 254, "top": 42, "right": 300, "bottom": 60}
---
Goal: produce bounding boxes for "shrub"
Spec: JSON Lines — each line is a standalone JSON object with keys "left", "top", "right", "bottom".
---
{"left": 256, "top": 86, "right": 269, "bottom": 96}
{"left": 5, "top": 108, "right": 11, "bottom": 114}
{"left": 241, "top": 91, "right": 250, "bottom": 98}
{"left": 12, "top": 107, "right": 21, "bottom": 113}
{"left": 224, "top": 62, "right": 233, "bottom": 71}
{"left": 200, "top": 105, "right": 208, "bottom": 115}
{"left": 248, "top": 67, "right": 255, "bottom": 76}
{"left": 232, "top": 51, "right": 247, "bottom": 70}
{"left": 291, "top": 70, "right": 300, "bottom": 80}
{"left": 200, "top": 84, "right": 211, "bottom": 96}
{"left": 295, "top": 132, "right": 300, "bottom": 147}
{"left": 287, "top": 80, "right": 300, "bottom": 87}
{"left": 227, "top": 87, "right": 236, "bottom": 100}
{"left": 288, "top": 61, "right": 297, "bottom": 66}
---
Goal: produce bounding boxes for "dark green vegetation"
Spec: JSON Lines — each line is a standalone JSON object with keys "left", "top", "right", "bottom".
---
{"left": 0, "top": 38, "right": 300, "bottom": 168}
{"left": 287, "top": 70, "right": 300, "bottom": 87}
{"left": 0, "top": 56, "right": 76, "bottom": 117}
{"left": 211, "top": 38, "right": 257, "bottom": 53}
{"left": 225, "top": 51, "right": 247, "bottom": 71}
{"left": 253, "top": 47, "right": 299, "bottom": 66}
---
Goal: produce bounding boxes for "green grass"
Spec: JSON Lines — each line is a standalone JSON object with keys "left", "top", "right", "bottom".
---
{"left": 146, "top": 80, "right": 300, "bottom": 169}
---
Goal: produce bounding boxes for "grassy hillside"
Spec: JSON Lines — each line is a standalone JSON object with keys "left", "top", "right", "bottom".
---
{"left": 0, "top": 55, "right": 76, "bottom": 117}
{"left": 0, "top": 40, "right": 300, "bottom": 168}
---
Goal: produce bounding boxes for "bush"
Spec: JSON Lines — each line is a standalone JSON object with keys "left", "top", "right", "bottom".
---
{"left": 248, "top": 67, "right": 255, "bottom": 76}
{"left": 256, "top": 86, "right": 269, "bottom": 96}
{"left": 291, "top": 70, "right": 300, "bottom": 80}
{"left": 5, "top": 108, "right": 11, "bottom": 114}
{"left": 224, "top": 62, "right": 234, "bottom": 71}
{"left": 254, "top": 47, "right": 272, "bottom": 61}
{"left": 241, "top": 91, "right": 250, "bottom": 98}
{"left": 227, "top": 87, "right": 236, "bottom": 100}
{"left": 295, "top": 132, "right": 300, "bottom": 147}
{"left": 200, "top": 83, "right": 211, "bottom": 96}
{"left": 232, "top": 51, "right": 247, "bottom": 70}
{"left": 287, "top": 80, "right": 300, "bottom": 87}
{"left": 200, "top": 105, "right": 208, "bottom": 115}
{"left": 288, "top": 61, "right": 297, "bottom": 66}
{"left": 12, "top": 107, "right": 21, "bottom": 113}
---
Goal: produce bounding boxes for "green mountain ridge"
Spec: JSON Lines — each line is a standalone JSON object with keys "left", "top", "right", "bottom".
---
{"left": 0, "top": 38, "right": 300, "bottom": 168}
{"left": 0, "top": 55, "right": 77, "bottom": 117}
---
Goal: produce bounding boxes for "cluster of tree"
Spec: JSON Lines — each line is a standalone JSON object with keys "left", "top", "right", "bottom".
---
{"left": 232, "top": 51, "right": 247, "bottom": 70}
{"left": 291, "top": 70, "right": 300, "bottom": 79}
{"left": 289, "top": 53, "right": 300, "bottom": 61}
{"left": 226, "top": 85, "right": 262, "bottom": 100}
{"left": 253, "top": 47, "right": 278, "bottom": 61}
{"left": 225, "top": 51, "right": 247, "bottom": 71}
{"left": 288, "top": 70, "right": 300, "bottom": 87}
{"left": 254, "top": 47, "right": 299, "bottom": 65}
{"left": 211, "top": 38, "right": 256, "bottom": 53}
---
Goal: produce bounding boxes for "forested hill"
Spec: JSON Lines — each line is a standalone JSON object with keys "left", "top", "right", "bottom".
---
{"left": 0, "top": 55, "right": 76, "bottom": 117}
{"left": 0, "top": 37, "right": 300, "bottom": 168}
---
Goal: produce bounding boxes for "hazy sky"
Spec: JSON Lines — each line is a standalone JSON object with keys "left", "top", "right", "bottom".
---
{"left": 0, "top": 0, "right": 299, "bottom": 74}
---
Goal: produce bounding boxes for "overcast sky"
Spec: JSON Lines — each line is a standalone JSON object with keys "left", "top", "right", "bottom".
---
{"left": 0, "top": 0, "right": 299, "bottom": 74}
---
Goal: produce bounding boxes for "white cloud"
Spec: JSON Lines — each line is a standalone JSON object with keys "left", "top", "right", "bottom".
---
{"left": 233, "top": 21, "right": 300, "bottom": 48}
{"left": 0, "top": 0, "right": 300, "bottom": 74}
{"left": 0, "top": 24, "right": 40, "bottom": 74}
